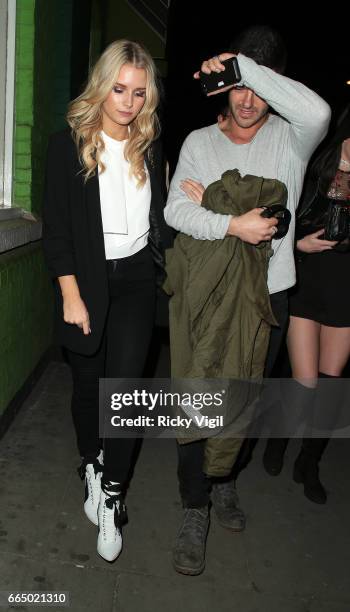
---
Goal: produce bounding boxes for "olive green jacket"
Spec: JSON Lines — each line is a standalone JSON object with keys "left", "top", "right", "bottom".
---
{"left": 164, "top": 169, "right": 288, "bottom": 476}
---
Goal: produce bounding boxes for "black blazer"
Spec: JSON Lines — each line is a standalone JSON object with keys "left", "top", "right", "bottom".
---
{"left": 42, "top": 129, "right": 172, "bottom": 355}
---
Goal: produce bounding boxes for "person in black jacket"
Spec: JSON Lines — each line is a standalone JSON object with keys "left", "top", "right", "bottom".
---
{"left": 263, "top": 108, "right": 350, "bottom": 504}
{"left": 42, "top": 39, "right": 170, "bottom": 562}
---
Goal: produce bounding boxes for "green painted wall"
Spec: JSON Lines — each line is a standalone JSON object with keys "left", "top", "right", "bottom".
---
{"left": 14, "top": 0, "right": 73, "bottom": 213}
{"left": 0, "top": 244, "right": 53, "bottom": 413}
{"left": 14, "top": 0, "right": 35, "bottom": 210}
{"left": 32, "top": 0, "right": 73, "bottom": 216}
{"left": 0, "top": 0, "right": 74, "bottom": 419}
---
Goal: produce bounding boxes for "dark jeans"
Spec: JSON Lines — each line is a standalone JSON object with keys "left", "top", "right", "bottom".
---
{"left": 262, "top": 290, "right": 289, "bottom": 378}
{"left": 66, "top": 245, "right": 156, "bottom": 485}
{"left": 177, "top": 290, "right": 289, "bottom": 508}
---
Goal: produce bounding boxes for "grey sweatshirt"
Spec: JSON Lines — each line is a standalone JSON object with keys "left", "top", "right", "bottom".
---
{"left": 164, "top": 53, "right": 331, "bottom": 294}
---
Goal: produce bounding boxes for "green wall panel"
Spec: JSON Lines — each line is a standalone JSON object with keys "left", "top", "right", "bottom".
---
{"left": 0, "top": 0, "right": 73, "bottom": 419}
{"left": 14, "top": 0, "right": 73, "bottom": 213}
{"left": 0, "top": 244, "right": 53, "bottom": 416}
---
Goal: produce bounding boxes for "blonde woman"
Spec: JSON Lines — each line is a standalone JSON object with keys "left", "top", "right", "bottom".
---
{"left": 42, "top": 40, "right": 170, "bottom": 562}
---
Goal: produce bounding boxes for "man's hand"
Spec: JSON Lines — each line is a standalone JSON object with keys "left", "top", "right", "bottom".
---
{"left": 193, "top": 53, "right": 236, "bottom": 96}
{"left": 180, "top": 179, "right": 205, "bottom": 204}
{"left": 296, "top": 229, "right": 338, "bottom": 253}
{"left": 227, "top": 208, "right": 278, "bottom": 244}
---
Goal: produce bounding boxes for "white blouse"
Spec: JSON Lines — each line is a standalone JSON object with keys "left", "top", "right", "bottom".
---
{"left": 98, "top": 130, "right": 151, "bottom": 259}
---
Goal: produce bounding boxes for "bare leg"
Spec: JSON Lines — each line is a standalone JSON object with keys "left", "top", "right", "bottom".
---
{"left": 319, "top": 325, "right": 350, "bottom": 375}
{"left": 287, "top": 316, "right": 320, "bottom": 387}
{"left": 315, "top": 323, "right": 350, "bottom": 435}
{"left": 287, "top": 316, "right": 320, "bottom": 435}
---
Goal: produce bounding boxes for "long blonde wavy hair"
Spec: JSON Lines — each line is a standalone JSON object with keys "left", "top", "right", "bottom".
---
{"left": 66, "top": 39, "right": 160, "bottom": 187}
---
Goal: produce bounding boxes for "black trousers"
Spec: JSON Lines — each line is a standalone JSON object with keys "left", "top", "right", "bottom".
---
{"left": 177, "top": 290, "right": 289, "bottom": 508}
{"left": 66, "top": 245, "right": 156, "bottom": 485}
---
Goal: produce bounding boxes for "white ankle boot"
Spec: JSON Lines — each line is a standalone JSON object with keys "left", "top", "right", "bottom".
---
{"left": 79, "top": 450, "right": 103, "bottom": 526}
{"left": 97, "top": 481, "right": 126, "bottom": 562}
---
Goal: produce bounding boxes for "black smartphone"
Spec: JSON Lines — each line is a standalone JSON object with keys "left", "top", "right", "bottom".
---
{"left": 199, "top": 57, "right": 241, "bottom": 95}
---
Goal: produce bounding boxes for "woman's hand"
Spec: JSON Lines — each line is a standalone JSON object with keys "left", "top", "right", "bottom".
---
{"left": 296, "top": 229, "right": 338, "bottom": 253}
{"left": 193, "top": 53, "right": 236, "bottom": 96}
{"left": 180, "top": 179, "right": 205, "bottom": 204}
{"left": 63, "top": 295, "right": 91, "bottom": 335}
{"left": 58, "top": 275, "right": 91, "bottom": 335}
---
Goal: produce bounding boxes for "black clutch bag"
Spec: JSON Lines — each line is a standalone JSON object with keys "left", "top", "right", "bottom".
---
{"left": 297, "top": 196, "right": 350, "bottom": 252}
{"left": 296, "top": 195, "right": 330, "bottom": 239}
{"left": 324, "top": 201, "right": 350, "bottom": 241}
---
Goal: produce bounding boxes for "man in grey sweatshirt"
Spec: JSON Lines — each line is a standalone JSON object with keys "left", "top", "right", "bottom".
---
{"left": 164, "top": 25, "right": 331, "bottom": 576}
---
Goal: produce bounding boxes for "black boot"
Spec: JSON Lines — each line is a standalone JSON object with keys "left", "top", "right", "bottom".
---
{"left": 294, "top": 372, "right": 342, "bottom": 504}
{"left": 293, "top": 437, "right": 329, "bottom": 504}
{"left": 263, "top": 438, "right": 289, "bottom": 476}
{"left": 263, "top": 379, "right": 315, "bottom": 476}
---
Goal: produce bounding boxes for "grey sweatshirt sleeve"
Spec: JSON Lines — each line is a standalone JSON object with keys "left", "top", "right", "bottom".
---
{"left": 164, "top": 134, "right": 232, "bottom": 240}
{"left": 164, "top": 54, "right": 331, "bottom": 240}
{"left": 237, "top": 53, "right": 331, "bottom": 162}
